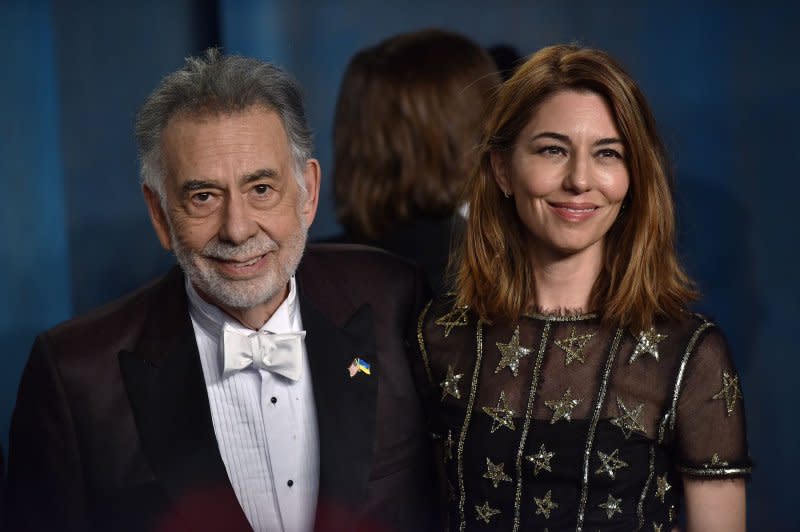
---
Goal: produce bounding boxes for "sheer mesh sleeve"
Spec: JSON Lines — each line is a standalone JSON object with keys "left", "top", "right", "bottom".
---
{"left": 673, "top": 324, "right": 751, "bottom": 478}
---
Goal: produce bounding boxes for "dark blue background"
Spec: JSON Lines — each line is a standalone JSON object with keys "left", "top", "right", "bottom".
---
{"left": 2, "top": 1, "right": 797, "bottom": 528}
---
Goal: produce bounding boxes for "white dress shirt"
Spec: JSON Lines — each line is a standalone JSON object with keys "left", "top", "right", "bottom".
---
{"left": 187, "top": 277, "right": 319, "bottom": 532}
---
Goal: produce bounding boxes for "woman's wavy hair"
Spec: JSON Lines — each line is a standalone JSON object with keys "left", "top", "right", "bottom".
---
{"left": 454, "top": 44, "right": 697, "bottom": 331}
{"left": 333, "top": 29, "right": 500, "bottom": 241}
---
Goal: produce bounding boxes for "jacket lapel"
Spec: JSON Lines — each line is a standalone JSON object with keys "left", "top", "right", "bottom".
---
{"left": 298, "top": 283, "right": 378, "bottom": 520}
{"left": 118, "top": 268, "right": 251, "bottom": 531}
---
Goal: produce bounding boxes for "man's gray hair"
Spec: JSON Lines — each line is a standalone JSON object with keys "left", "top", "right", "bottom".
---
{"left": 135, "top": 48, "right": 313, "bottom": 201}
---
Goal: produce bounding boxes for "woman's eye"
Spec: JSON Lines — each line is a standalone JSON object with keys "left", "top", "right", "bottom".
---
{"left": 598, "top": 148, "right": 623, "bottom": 159}
{"left": 538, "top": 145, "right": 566, "bottom": 156}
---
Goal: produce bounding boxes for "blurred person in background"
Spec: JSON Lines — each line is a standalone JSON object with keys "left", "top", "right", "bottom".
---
{"left": 332, "top": 29, "right": 501, "bottom": 294}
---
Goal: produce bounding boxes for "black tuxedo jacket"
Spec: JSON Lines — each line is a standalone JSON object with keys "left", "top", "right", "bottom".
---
{"left": 5, "top": 244, "right": 439, "bottom": 532}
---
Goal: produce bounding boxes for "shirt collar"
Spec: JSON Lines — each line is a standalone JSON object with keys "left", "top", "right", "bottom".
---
{"left": 186, "top": 276, "right": 301, "bottom": 339}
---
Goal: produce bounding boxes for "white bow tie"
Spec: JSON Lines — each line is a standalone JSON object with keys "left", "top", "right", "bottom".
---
{"left": 222, "top": 323, "right": 306, "bottom": 381}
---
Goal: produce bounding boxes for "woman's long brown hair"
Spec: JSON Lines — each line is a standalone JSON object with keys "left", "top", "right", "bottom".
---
{"left": 454, "top": 44, "right": 697, "bottom": 331}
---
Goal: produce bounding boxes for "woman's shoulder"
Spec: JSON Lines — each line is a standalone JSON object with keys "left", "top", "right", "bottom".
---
{"left": 646, "top": 311, "right": 726, "bottom": 359}
{"left": 652, "top": 310, "right": 713, "bottom": 334}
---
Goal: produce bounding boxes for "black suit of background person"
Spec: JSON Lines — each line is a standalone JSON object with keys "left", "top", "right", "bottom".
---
{"left": 5, "top": 49, "right": 438, "bottom": 532}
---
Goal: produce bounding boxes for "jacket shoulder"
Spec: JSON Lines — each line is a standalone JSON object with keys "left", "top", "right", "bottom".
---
{"left": 298, "top": 243, "right": 428, "bottom": 327}
{"left": 303, "top": 243, "right": 419, "bottom": 281}
{"left": 37, "top": 268, "right": 183, "bottom": 361}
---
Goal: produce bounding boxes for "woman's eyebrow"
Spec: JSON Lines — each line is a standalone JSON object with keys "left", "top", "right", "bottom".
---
{"left": 529, "top": 131, "right": 570, "bottom": 143}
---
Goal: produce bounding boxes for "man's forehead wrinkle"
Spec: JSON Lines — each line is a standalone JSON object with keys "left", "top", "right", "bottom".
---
{"left": 171, "top": 138, "right": 275, "bottom": 174}
{"left": 160, "top": 106, "right": 295, "bottom": 200}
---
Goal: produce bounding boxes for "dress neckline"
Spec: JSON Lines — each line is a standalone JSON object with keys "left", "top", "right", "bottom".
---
{"left": 521, "top": 310, "right": 598, "bottom": 322}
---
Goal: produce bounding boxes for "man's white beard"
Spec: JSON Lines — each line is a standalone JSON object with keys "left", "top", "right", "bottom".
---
{"left": 171, "top": 216, "right": 307, "bottom": 311}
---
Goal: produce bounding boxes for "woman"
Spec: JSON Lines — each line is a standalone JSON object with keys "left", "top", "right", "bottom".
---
{"left": 416, "top": 45, "right": 750, "bottom": 531}
{"left": 332, "top": 29, "right": 500, "bottom": 294}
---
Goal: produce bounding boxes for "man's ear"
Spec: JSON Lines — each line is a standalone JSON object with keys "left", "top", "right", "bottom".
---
{"left": 300, "top": 159, "right": 321, "bottom": 227}
{"left": 143, "top": 185, "right": 172, "bottom": 250}
{"left": 490, "top": 150, "right": 512, "bottom": 197}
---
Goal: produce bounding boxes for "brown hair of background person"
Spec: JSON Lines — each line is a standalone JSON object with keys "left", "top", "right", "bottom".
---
{"left": 333, "top": 29, "right": 500, "bottom": 242}
{"left": 454, "top": 44, "right": 697, "bottom": 331}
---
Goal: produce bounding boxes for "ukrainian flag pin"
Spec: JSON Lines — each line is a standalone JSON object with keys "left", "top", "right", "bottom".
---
{"left": 348, "top": 357, "right": 371, "bottom": 378}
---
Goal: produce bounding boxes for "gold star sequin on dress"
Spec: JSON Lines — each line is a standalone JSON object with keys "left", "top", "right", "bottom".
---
{"left": 554, "top": 326, "right": 595, "bottom": 365}
{"left": 595, "top": 449, "right": 629, "bottom": 479}
{"left": 495, "top": 326, "right": 531, "bottom": 376}
{"left": 483, "top": 458, "right": 512, "bottom": 488}
{"left": 711, "top": 370, "right": 743, "bottom": 416}
{"left": 653, "top": 523, "right": 663, "bottom": 532}
{"left": 598, "top": 493, "right": 622, "bottom": 519}
{"left": 475, "top": 501, "right": 501, "bottom": 524}
{"left": 544, "top": 388, "right": 581, "bottom": 424}
{"left": 703, "top": 453, "right": 729, "bottom": 468}
{"left": 610, "top": 396, "right": 646, "bottom": 439}
{"left": 435, "top": 305, "right": 469, "bottom": 337}
{"left": 629, "top": 327, "right": 667, "bottom": 364}
{"left": 482, "top": 390, "right": 516, "bottom": 433}
{"left": 440, "top": 364, "right": 462, "bottom": 401}
{"left": 534, "top": 490, "right": 559, "bottom": 519}
{"left": 654, "top": 473, "right": 671, "bottom": 503}
{"left": 526, "top": 443, "right": 555, "bottom": 475}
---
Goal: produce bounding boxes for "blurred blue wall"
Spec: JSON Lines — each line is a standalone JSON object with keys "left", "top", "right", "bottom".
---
{"left": 1, "top": 0, "right": 797, "bottom": 528}
{"left": 0, "top": 0, "right": 71, "bottom": 455}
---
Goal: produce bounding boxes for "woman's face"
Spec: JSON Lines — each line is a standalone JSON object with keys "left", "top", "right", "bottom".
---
{"left": 494, "top": 90, "right": 629, "bottom": 261}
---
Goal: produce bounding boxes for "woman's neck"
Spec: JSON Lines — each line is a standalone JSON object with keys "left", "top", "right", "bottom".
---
{"left": 529, "top": 242, "right": 603, "bottom": 314}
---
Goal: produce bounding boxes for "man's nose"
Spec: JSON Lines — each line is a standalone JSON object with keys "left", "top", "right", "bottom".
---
{"left": 218, "top": 194, "right": 257, "bottom": 245}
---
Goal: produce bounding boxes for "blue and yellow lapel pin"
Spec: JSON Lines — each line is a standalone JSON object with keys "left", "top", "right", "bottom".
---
{"left": 347, "top": 357, "right": 371, "bottom": 378}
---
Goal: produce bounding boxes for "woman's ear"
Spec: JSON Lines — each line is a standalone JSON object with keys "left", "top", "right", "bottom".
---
{"left": 491, "top": 150, "right": 512, "bottom": 197}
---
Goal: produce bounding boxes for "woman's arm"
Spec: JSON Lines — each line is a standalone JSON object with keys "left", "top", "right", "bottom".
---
{"left": 682, "top": 477, "right": 746, "bottom": 532}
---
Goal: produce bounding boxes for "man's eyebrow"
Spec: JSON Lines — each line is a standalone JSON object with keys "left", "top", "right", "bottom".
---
{"left": 241, "top": 168, "right": 278, "bottom": 185}
{"left": 182, "top": 179, "right": 221, "bottom": 193}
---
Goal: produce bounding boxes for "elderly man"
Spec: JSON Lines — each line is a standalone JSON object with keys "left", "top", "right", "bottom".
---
{"left": 5, "top": 49, "right": 438, "bottom": 532}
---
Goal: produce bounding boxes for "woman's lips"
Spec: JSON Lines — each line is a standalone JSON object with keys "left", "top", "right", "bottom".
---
{"left": 548, "top": 201, "right": 600, "bottom": 222}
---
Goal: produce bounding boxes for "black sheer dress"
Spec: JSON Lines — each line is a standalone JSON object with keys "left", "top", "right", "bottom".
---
{"left": 415, "top": 296, "right": 751, "bottom": 531}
